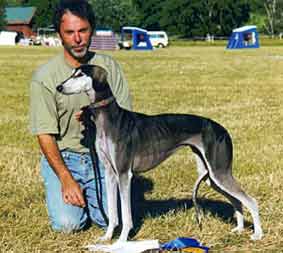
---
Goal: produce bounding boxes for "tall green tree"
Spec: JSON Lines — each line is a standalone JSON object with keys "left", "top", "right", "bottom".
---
{"left": 90, "top": 0, "right": 140, "bottom": 32}
{"left": 132, "top": 0, "right": 163, "bottom": 30}
{"left": 247, "top": 0, "right": 265, "bottom": 32}
{"left": 215, "top": 0, "right": 250, "bottom": 35}
{"left": 133, "top": 0, "right": 250, "bottom": 37}
{"left": 249, "top": 0, "right": 283, "bottom": 36}
{"left": 6, "top": 0, "right": 29, "bottom": 6}
{"left": 25, "top": 0, "right": 59, "bottom": 30}
{"left": 0, "top": 0, "right": 6, "bottom": 31}
{"left": 263, "top": 0, "right": 283, "bottom": 36}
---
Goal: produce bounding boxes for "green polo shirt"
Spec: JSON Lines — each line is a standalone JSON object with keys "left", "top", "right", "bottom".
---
{"left": 30, "top": 52, "right": 132, "bottom": 153}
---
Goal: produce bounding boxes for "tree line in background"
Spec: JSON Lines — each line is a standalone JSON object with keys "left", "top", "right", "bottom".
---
{"left": 0, "top": 0, "right": 6, "bottom": 30}
{"left": 1, "top": 0, "right": 283, "bottom": 38}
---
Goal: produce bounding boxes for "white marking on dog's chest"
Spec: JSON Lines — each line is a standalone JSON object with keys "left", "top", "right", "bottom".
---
{"left": 96, "top": 130, "right": 118, "bottom": 173}
{"left": 86, "top": 87, "right": 95, "bottom": 103}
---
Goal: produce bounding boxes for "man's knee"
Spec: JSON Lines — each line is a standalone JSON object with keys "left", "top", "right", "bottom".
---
{"left": 50, "top": 214, "right": 87, "bottom": 233}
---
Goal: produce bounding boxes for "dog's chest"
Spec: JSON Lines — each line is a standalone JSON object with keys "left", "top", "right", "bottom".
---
{"left": 95, "top": 131, "right": 118, "bottom": 172}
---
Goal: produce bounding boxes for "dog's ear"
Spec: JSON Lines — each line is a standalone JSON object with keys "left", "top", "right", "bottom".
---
{"left": 91, "top": 65, "right": 109, "bottom": 92}
{"left": 80, "top": 65, "right": 94, "bottom": 77}
{"left": 93, "top": 65, "right": 108, "bottom": 84}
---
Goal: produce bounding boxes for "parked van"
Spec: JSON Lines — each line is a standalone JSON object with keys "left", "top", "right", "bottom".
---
{"left": 148, "top": 31, "right": 169, "bottom": 48}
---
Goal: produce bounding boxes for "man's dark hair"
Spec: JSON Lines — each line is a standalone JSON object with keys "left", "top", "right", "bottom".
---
{"left": 53, "top": 0, "right": 96, "bottom": 33}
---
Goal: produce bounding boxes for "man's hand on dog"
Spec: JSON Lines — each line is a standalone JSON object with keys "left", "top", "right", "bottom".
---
{"left": 75, "top": 110, "right": 83, "bottom": 122}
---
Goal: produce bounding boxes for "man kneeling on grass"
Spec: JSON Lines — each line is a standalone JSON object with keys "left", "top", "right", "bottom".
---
{"left": 29, "top": 0, "right": 132, "bottom": 233}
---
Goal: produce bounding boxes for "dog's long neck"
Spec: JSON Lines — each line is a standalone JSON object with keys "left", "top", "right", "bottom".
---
{"left": 89, "top": 91, "right": 125, "bottom": 136}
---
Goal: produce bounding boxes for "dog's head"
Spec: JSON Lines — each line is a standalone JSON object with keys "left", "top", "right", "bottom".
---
{"left": 56, "top": 65, "right": 112, "bottom": 103}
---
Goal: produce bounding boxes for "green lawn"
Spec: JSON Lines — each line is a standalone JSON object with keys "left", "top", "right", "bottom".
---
{"left": 1, "top": 45, "right": 283, "bottom": 252}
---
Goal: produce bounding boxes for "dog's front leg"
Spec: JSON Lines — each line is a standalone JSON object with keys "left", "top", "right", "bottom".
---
{"left": 117, "top": 170, "right": 133, "bottom": 242}
{"left": 100, "top": 168, "right": 118, "bottom": 241}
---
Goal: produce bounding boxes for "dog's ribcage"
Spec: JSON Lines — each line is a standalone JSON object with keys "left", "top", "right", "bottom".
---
{"left": 102, "top": 110, "right": 219, "bottom": 173}
{"left": 134, "top": 113, "right": 209, "bottom": 171}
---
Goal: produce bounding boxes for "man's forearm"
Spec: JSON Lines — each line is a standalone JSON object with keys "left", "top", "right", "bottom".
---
{"left": 37, "top": 134, "right": 72, "bottom": 182}
{"left": 37, "top": 134, "right": 85, "bottom": 207}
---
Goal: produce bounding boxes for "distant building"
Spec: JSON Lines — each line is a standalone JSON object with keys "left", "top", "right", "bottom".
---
{"left": 5, "top": 7, "right": 37, "bottom": 38}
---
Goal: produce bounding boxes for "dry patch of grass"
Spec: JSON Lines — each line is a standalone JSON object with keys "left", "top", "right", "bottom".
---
{"left": 1, "top": 46, "right": 283, "bottom": 252}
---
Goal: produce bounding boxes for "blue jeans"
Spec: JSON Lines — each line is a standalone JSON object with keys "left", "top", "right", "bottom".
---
{"left": 40, "top": 151, "right": 108, "bottom": 233}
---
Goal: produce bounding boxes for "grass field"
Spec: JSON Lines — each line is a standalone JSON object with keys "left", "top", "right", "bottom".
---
{"left": 1, "top": 45, "right": 283, "bottom": 252}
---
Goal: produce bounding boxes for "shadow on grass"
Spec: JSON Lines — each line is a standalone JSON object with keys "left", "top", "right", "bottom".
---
{"left": 130, "top": 175, "right": 253, "bottom": 238}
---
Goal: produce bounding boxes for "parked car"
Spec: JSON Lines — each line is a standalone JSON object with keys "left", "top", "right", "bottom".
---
{"left": 148, "top": 31, "right": 169, "bottom": 48}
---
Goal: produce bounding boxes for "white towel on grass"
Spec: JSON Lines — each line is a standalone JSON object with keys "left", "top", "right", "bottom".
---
{"left": 85, "top": 240, "right": 160, "bottom": 253}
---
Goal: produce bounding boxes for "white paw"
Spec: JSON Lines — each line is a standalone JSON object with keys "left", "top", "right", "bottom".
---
{"left": 116, "top": 237, "right": 128, "bottom": 244}
{"left": 251, "top": 232, "right": 263, "bottom": 241}
{"left": 99, "top": 233, "right": 112, "bottom": 242}
{"left": 231, "top": 226, "right": 244, "bottom": 233}
{"left": 116, "top": 234, "right": 129, "bottom": 243}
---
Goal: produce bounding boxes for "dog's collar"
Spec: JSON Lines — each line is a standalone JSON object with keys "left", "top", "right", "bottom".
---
{"left": 90, "top": 96, "right": 115, "bottom": 109}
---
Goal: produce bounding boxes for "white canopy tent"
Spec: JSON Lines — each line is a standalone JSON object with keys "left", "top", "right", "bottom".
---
{"left": 0, "top": 31, "right": 17, "bottom": 45}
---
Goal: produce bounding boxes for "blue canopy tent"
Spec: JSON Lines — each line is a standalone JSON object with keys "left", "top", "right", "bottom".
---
{"left": 120, "top": 26, "right": 153, "bottom": 50}
{"left": 227, "top": 25, "right": 259, "bottom": 49}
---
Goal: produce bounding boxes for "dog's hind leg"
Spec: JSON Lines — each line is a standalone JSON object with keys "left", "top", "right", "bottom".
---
{"left": 192, "top": 153, "right": 209, "bottom": 227}
{"left": 209, "top": 177, "right": 244, "bottom": 233}
{"left": 201, "top": 128, "right": 263, "bottom": 240}
{"left": 117, "top": 170, "right": 133, "bottom": 242}
{"left": 210, "top": 172, "right": 263, "bottom": 240}
{"left": 205, "top": 132, "right": 263, "bottom": 240}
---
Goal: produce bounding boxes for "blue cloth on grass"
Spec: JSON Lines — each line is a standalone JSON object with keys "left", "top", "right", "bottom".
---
{"left": 161, "top": 237, "right": 209, "bottom": 252}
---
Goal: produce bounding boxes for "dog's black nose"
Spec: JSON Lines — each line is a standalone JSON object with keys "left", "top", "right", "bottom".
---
{"left": 56, "top": 85, "right": 63, "bottom": 92}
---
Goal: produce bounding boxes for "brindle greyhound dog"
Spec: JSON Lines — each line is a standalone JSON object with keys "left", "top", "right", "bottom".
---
{"left": 56, "top": 65, "right": 263, "bottom": 242}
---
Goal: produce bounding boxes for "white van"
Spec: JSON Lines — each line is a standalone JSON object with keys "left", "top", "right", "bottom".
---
{"left": 148, "top": 31, "right": 169, "bottom": 48}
